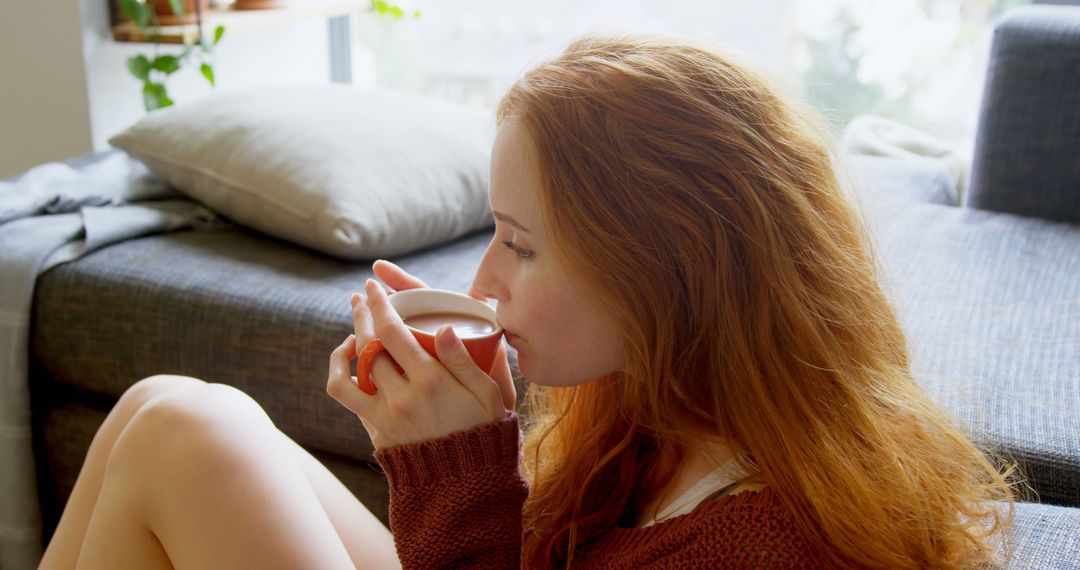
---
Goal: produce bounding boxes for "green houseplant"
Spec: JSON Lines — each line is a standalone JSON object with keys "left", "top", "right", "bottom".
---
{"left": 117, "top": 0, "right": 225, "bottom": 111}
{"left": 116, "top": 0, "right": 417, "bottom": 112}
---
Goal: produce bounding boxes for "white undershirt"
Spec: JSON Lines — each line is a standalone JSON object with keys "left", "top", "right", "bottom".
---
{"left": 639, "top": 458, "right": 741, "bottom": 528}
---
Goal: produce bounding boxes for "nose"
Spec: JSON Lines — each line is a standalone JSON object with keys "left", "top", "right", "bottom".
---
{"left": 470, "top": 238, "right": 509, "bottom": 303}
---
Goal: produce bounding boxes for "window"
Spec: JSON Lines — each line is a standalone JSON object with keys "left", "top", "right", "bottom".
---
{"left": 356, "top": 0, "right": 1030, "bottom": 144}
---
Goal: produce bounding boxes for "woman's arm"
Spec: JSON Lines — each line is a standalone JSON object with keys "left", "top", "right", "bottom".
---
{"left": 327, "top": 261, "right": 526, "bottom": 568}
{"left": 374, "top": 412, "right": 529, "bottom": 569}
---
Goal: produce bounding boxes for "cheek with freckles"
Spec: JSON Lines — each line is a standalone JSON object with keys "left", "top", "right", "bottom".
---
{"left": 515, "top": 292, "right": 624, "bottom": 387}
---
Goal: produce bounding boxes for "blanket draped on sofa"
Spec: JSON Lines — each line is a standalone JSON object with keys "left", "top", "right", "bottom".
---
{"left": 0, "top": 151, "right": 225, "bottom": 570}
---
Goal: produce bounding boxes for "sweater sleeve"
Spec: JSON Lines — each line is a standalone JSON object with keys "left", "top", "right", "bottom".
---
{"left": 372, "top": 411, "right": 529, "bottom": 569}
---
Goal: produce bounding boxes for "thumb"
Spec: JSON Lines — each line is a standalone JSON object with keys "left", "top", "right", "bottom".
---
{"left": 435, "top": 325, "right": 501, "bottom": 409}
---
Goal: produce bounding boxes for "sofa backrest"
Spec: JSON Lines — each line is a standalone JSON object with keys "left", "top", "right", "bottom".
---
{"left": 966, "top": 5, "right": 1080, "bottom": 225}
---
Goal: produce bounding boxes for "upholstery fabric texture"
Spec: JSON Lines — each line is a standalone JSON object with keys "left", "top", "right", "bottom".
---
{"left": 31, "top": 226, "right": 520, "bottom": 466}
{"left": 858, "top": 181, "right": 1080, "bottom": 507}
{"left": 1008, "top": 501, "right": 1080, "bottom": 569}
{"left": 966, "top": 5, "right": 1080, "bottom": 224}
{"left": 109, "top": 85, "right": 496, "bottom": 260}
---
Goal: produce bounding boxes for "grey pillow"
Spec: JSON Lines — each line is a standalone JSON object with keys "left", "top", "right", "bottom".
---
{"left": 110, "top": 84, "right": 495, "bottom": 260}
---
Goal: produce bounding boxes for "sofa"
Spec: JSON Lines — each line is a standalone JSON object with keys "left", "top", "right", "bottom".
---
{"left": 19, "top": 4, "right": 1080, "bottom": 568}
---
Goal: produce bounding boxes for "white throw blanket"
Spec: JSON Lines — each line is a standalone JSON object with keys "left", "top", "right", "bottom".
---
{"left": 840, "top": 114, "right": 971, "bottom": 205}
{"left": 0, "top": 151, "right": 226, "bottom": 569}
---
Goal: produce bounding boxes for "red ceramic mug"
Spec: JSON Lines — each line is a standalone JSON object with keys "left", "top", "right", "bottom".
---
{"left": 355, "top": 288, "right": 504, "bottom": 395}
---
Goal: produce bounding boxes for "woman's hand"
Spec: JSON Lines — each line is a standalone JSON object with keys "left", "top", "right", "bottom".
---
{"left": 371, "top": 260, "right": 516, "bottom": 412}
{"left": 326, "top": 261, "right": 516, "bottom": 450}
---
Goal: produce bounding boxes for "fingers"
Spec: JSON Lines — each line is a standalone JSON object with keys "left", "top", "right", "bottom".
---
{"left": 326, "top": 335, "right": 373, "bottom": 416}
{"left": 373, "top": 259, "right": 428, "bottom": 292}
{"left": 351, "top": 292, "right": 408, "bottom": 394}
{"left": 365, "top": 278, "right": 433, "bottom": 377}
{"left": 350, "top": 292, "right": 375, "bottom": 353}
{"left": 372, "top": 258, "right": 490, "bottom": 311}
{"left": 434, "top": 326, "right": 503, "bottom": 413}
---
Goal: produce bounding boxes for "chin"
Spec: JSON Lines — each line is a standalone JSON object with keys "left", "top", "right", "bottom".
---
{"left": 512, "top": 348, "right": 617, "bottom": 388}
{"left": 525, "top": 370, "right": 605, "bottom": 389}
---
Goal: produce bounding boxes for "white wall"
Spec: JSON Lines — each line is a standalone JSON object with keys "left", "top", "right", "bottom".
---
{"left": 0, "top": 0, "right": 351, "bottom": 179}
{"left": 0, "top": 1, "right": 95, "bottom": 179}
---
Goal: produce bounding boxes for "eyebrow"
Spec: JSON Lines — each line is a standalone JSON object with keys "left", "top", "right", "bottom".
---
{"left": 493, "top": 211, "right": 530, "bottom": 233}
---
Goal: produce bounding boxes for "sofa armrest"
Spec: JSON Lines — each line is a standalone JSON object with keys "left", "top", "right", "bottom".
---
{"left": 965, "top": 5, "right": 1080, "bottom": 225}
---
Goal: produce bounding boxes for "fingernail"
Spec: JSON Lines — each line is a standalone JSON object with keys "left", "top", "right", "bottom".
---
{"left": 365, "top": 278, "right": 376, "bottom": 293}
{"left": 350, "top": 293, "right": 360, "bottom": 308}
{"left": 437, "top": 325, "right": 457, "bottom": 348}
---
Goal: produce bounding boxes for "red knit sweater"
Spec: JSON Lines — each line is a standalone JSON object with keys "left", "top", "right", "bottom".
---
{"left": 374, "top": 412, "right": 828, "bottom": 569}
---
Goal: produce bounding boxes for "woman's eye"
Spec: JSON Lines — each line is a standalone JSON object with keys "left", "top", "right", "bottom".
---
{"left": 501, "top": 240, "right": 534, "bottom": 259}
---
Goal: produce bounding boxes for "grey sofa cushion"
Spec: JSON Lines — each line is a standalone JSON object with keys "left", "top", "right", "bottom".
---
{"left": 966, "top": 5, "right": 1080, "bottom": 224}
{"left": 1010, "top": 500, "right": 1080, "bottom": 569}
{"left": 860, "top": 187, "right": 1080, "bottom": 507}
{"left": 31, "top": 225, "right": 521, "bottom": 465}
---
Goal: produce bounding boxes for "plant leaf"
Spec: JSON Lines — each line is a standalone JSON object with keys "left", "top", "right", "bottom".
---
{"left": 200, "top": 63, "right": 216, "bottom": 87}
{"left": 167, "top": 0, "right": 185, "bottom": 17}
{"left": 127, "top": 55, "right": 151, "bottom": 80}
{"left": 119, "top": 0, "right": 149, "bottom": 28}
{"left": 213, "top": 25, "right": 225, "bottom": 45}
{"left": 151, "top": 55, "right": 181, "bottom": 74}
{"left": 117, "top": 0, "right": 137, "bottom": 20}
{"left": 143, "top": 82, "right": 174, "bottom": 111}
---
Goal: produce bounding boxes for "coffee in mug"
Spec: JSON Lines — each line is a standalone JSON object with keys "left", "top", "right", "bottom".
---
{"left": 402, "top": 311, "right": 497, "bottom": 338}
{"left": 354, "top": 288, "right": 504, "bottom": 395}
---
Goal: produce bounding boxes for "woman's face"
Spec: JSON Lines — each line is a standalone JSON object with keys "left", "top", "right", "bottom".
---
{"left": 471, "top": 119, "right": 626, "bottom": 387}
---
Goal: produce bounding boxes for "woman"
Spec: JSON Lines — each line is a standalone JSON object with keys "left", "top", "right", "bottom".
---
{"left": 41, "top": 35, "right": 1016, "bottom": 569}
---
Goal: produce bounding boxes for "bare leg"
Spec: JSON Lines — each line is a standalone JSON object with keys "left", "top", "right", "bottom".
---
{"left": 282, "top": 434, "right": 400, "bottom": 569}
{"left": 40, "top": 374, "right": 208, "bottom": 570}
{"left": 73, "top": 382, "right": 399, "bottom": 569}
{"left": 73, "top": 382, "right": 401, "bottom": 570}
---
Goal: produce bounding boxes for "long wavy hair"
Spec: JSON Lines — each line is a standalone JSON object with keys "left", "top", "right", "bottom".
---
{"left": 496, "top": 35, "right": 1019, "bottom": 569}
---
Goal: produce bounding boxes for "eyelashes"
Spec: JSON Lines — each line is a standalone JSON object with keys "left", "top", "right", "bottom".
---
{"left": 501, "top": 240, "right": 534, "bottom": 259}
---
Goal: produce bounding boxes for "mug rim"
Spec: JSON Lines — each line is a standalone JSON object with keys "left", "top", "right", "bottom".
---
{"left": 387, "top": 288, "right": 502, "bottom": 339}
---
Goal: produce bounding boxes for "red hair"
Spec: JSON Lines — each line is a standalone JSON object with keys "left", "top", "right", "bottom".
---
{"left": 497, "top": 34, "right": 1019, "bottom": 568}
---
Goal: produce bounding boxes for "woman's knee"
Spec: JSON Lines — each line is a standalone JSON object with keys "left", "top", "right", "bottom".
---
{"left": 87, "top": 375, "right": 208, "bottom": 456}
{"left": 119, "top": 374, "right": 208, "bottom": 412}
{"left": 101, "top": 383, "right": 285, "bottom": 531}
{"left": 107, "top": 382, "right": 276, "bottom": 479}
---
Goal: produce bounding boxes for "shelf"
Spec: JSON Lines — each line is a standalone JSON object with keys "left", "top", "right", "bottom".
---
{"left": 112, "top": 0, "right": 370, "bottom": 44}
